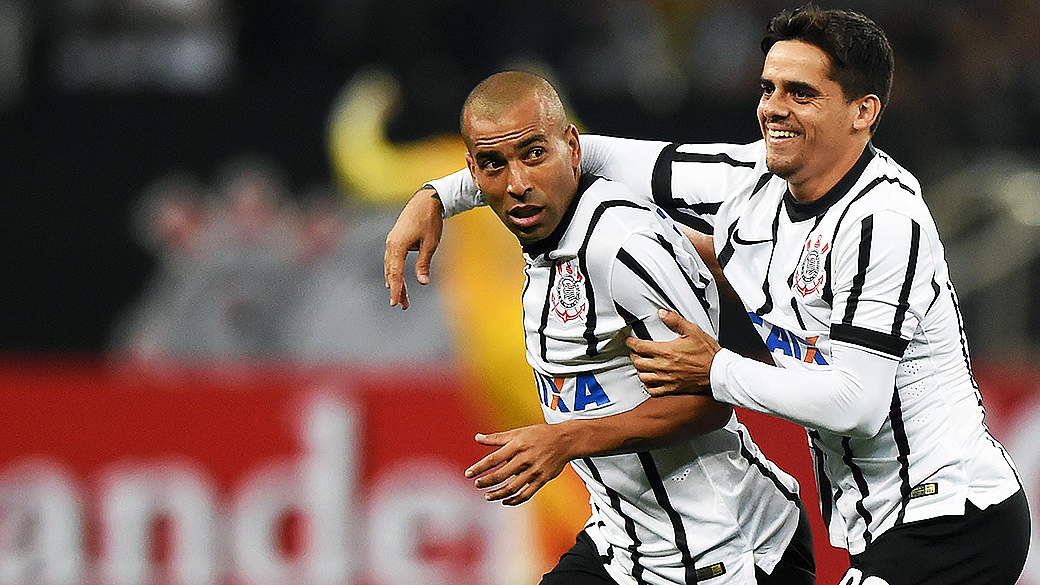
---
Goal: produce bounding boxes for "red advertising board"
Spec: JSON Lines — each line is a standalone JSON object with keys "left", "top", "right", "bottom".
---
{"left": 0, "top": 357, "right": 1036, "bottom": 585}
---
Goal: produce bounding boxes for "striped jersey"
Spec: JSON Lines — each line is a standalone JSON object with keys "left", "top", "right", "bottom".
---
{"left": 518, "top": 173, "right": 802, "bottom": 584}
{"left": 427, "top": 135, "right": 1022, "bottom": 557}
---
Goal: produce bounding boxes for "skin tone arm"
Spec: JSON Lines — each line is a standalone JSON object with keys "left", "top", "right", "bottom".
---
{"left": 384, "top": 187, "right": 444, "bottom": 310}
{"left": 465, "top": 392, "right": 731, "bottom": 505}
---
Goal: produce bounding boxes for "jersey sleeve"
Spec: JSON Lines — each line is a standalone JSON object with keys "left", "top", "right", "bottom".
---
{"left": 710, "top": 341, "right": 897, "bottom": 437}
{"left": 424, "top": 168, "right": 484, "bottom": 218}
{"left": 609, "top": 228, "right": 719, "bottom": 344}
{"left": 829, "top": 208, "right": 935, "bottom": 358}
{"left": 709, "top": 210, "right": 936, "bottom": 438}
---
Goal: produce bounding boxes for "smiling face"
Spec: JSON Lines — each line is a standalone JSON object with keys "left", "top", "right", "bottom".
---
{"left": 758, "top": 40, "right": 878, "bottom": 201}
{"left": 463, "top": 89, "right": 581, "bottom": 243}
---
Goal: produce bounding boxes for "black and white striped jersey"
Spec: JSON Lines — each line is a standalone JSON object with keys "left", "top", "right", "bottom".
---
{"left": 427, "top": 135, "right": 1022, "bottom": 557}
{"left": 517, "top": 173, "right": 802, "bottom": 584}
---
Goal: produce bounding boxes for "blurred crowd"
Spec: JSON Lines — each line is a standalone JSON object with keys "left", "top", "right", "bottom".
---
{"left": 109, "top": 155, "right": 455, "bottom": 363}
{"left": 7, "top": 0, "right": 1037, "bottom": 360}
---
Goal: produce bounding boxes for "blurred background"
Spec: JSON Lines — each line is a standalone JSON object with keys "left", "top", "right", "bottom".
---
{"left": 0, "top": 1, "right": 1038, "bottom": 584}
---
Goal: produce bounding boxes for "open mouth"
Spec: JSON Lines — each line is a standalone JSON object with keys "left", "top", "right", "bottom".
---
{"left": 767, "top": 128, "right": 799, "bottom": 140}
{"left": 509, "top": 205, "right": 543, "bottom": 229}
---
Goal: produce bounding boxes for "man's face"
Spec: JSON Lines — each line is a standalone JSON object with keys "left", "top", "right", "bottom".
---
{"left": 464, "top": 93, "right": 581, "bottom": 243}
{"left": 758, "top": 40, "right": 862, "bottom": 194}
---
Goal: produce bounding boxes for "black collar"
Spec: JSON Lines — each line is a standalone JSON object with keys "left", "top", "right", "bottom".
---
{"left": 783, "top": 144, "right": 876, "bottom": 222}
{"left": 522, "top": 173, "right": 599, "bottom": 258}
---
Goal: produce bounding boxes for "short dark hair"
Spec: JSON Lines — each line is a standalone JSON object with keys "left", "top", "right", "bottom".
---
{"left": 762, "top": 3, "right": 894, "bottom": 132}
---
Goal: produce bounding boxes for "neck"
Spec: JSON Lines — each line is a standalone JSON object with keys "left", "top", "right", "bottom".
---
{"left": 788, "top": 141, "right": 870, "bottom": 203}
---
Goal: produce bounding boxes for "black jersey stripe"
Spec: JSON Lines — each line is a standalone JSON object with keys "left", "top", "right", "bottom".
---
{"left": 842, "top": 215, "right": 874, "bottom": 325}
{"left": 808, "top": 430, "right": 834, "bottom": 530}
{"left": 891, "top": 221, "right": 921, "bottom": 337}
{"left": 578, "top": 200, "right": 649, "bottom": 357}
{"left": 737, "top": 429, "right": 801, "bottom": 504}
{"left": 637, "top": 452, "right": 699, "bottom": 584}
{"left": 616, "top": 302, "right": 652, "bottom": 340}
{"left": 841, "top": 437, "right": 874, "bottom": 546}
{"left": 946, "top": 281, "right": 981, "bottom": 393}
{"left": 717, "top": 221, "right": 738, "bottom": 270}
{"left": 824, "top": 173, "right": 920, "bottom": 307}
{"left": 926, "top": 278, "right": 941, "bottom": 313}
{"left": 538, "top": 263, "right": 558, "bottom": 362}
{"left": 651, "top": 143, "right": 718, "bottom": 234}
{"left": 831, "top": 324, "right": 909, "bottom": 357}
{"left": 791, "top": 297, "right": 807, "bottom": 329}
{"left": 654, "top": 233, "right": 712, "bottom": 317}
{"left": 671, "top": 150, "right": 757, "bottom": 169}
{"left": 583, "top": 457, "right": 649, "bottom": 585}
{"left": 753, "top": 196, "right": 785, "bottom": 316}
{"left": 890, "top": 388, "right": 913, "bottom": 526}
{"left": 617, "top": 247, "right": 680, "bottom": 313}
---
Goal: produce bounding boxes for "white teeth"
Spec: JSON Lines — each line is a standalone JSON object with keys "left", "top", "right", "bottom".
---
{"left": 770, "top": 129, "right": 797, "bottom": 138}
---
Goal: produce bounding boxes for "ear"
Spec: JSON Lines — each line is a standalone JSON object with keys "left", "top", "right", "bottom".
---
{"left": 566, "top": 124, "right": 581, "bottom": 171}
{"left": 852, "top": 94, "right": 881, "bottom": 132}
{"left": 465, "top": 152, "right": 479, "bottom": 185}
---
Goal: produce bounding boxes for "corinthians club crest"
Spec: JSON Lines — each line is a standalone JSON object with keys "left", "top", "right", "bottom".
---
{"left": 551, "top": 260, "right": 589, "bottom": 323}
{"left": 795, "top": 234, "right": 830, "bottom": 296}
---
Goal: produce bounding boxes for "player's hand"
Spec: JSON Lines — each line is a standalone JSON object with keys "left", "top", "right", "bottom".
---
{"left": 384, "top": 187, "right": 444, "bottom": 309}
{"left": 464, "top": 424, "right": 573, "bottom": 506}
{"left": 627, "top": 309, "right": 720, "bottom": 396}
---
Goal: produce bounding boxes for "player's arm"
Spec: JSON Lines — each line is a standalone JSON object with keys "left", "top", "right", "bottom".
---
{"left": 384, "top": 186, "right": 444, "bottom": 309}
{"left": 466, "top": 392, "right": 730, "bottom": 506}
{"left": 634, "top": 210, "right": 926, "bottom": 438}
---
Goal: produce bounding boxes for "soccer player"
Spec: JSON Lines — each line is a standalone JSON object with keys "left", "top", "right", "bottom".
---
{"left": 442, "top": 70, "right": 815, "bottom": 585}
{"left": 384, "top": 6, "right": 1029, "bottom": 585}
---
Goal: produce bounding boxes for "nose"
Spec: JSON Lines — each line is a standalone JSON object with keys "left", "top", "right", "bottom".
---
{"left": 759, "top": 91, "right": 787, "bottom": 121}
{"left": 506, "top": 164, "right": 532, "bottom": 199}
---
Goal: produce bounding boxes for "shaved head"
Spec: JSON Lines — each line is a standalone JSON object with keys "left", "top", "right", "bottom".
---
{"left": 461, "top": 71, "right": 567, "bottom": 149}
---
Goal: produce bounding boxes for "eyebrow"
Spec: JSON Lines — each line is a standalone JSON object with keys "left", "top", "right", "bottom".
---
{"left": 517, "top": 134, "right": 549, "bottom": 150}
{"left": 761, "top": 77, "right": 822, "bottom": 97}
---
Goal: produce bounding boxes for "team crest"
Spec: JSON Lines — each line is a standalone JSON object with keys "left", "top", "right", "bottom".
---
{"left": 551, "top": 260, "right": 588, "bottom": 323}
{"left": 795, "top": 235, "right": 830, "bottom": 296}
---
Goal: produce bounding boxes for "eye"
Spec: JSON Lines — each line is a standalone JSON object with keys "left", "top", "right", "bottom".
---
{"left": 479, "top": 157, "right": 505, "bottom": 172}
{"left": 760, "top": 81, "right": 774, "bottom": 97}
{"left": 525, "top": 146, "right": 546, "bottom": 161}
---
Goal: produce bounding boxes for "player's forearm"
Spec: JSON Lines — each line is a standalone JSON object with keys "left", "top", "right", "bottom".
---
{"left": 555, "top": 394, "right": 732, "bottom": 458}
{"left": 709, "top": 342, "right": 896, "bottom": 437}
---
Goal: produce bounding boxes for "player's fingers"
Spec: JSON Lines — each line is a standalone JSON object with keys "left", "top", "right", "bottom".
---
{"left": 474, "top": 430, "right": 514, "bottom": 447}
{"left": 501, "top": 473, "right": 550, "bottom": 506}
{"left": 384, "top": 238, "right": 411, "bottom": 309}
{"left": 414, "top": 236, "right": 438, "bottom": 286}
{"left": 483, "top": 474, "right": 530, "bottom": 502}
{"left": 626, "top": 335, "right": 655, "bottom": 357}
{"left": 658, "top": 308, "right": 691, "bottom": 335}
{"left": 473, "top": 459, "right": 524, "bottom": 489}
{"left": 466, "top": 451, "right": 504, "bottom": 480}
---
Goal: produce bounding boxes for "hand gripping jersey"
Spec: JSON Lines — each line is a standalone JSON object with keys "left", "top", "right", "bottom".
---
{"left": 427, "top": 135, "right": 1022, "bottom": 557}
{"left": 514, "top": 173, "right": 802, "bottom": 585}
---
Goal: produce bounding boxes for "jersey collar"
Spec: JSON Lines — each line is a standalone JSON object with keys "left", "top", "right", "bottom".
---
{"left": 522, "top": 172, "right": 599, "bottom": 258}
{"left": 783, "top": 144, "right": 876, "bottom": 222}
